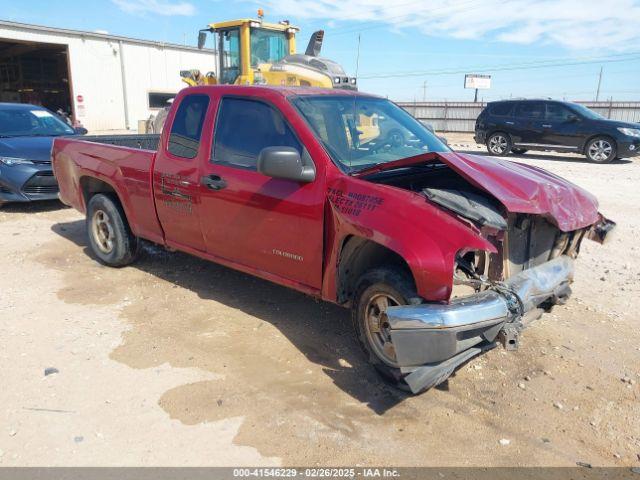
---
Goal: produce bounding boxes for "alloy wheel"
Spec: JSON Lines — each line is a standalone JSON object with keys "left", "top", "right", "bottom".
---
{"left": 364, "top": 293, "right": 401, "bottom": 367}
{"left": 588, "top": 139, "right": 613, "bottom": 162}
{"left": 489, "top": 134, "right": 508, "bottom": 154}
{"left": 91, "top": 209, "right": 115, "bottom": 254}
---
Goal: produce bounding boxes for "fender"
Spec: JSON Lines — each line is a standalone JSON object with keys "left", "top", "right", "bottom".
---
{"left": 321, "top": 173, "right": 496, "bottom": 303}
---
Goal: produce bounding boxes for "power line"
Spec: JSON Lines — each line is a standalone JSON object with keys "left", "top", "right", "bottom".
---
{"left": 358, "top": 52, "right": 640, "bottom": 79}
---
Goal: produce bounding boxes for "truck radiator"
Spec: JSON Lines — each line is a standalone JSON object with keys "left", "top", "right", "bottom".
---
{"left": 505, "top": 214, "right": 563, "bottom": 277}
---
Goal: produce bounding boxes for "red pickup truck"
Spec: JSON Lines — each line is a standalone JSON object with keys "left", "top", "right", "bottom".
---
{"left": 52, "top": 85, "right": 614, "bottom": 394}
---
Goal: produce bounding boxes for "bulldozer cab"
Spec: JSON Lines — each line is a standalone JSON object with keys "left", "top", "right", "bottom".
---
{"left": 204, "top": 18, "right": 298, "bottom": 86}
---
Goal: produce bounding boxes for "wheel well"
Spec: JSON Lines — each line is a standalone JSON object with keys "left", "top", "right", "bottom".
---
{"left": 80, "top": 177, "right": 116, "bottom": 206}
{"left": 336, "top": 236, "right": 415, "bottom": 306}
{"left": 582, "top": 134, "right": 617, "bottom": 155}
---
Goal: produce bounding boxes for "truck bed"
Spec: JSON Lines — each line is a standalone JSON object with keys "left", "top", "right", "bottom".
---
{"left": 52, "top": 135, "right": 164, "bottom": 244}
{"left": 80, "top": 134, "right": 160, "bottom": 151}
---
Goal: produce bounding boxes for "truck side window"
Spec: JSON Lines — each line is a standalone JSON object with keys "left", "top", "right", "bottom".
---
{"left": 212, "top": 97, "right": 301, "bottom": 170}
{"left": 168, "top": 94, "right": 210, "bottom": 159}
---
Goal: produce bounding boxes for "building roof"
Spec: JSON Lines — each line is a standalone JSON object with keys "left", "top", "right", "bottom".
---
{"left": 0, "top": 20, "right": 215, "bottom": 53}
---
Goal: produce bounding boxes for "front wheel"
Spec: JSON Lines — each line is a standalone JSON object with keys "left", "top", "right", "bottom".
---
{"left": 486, "top": 132, "right": 512, "bottom": 156}
{"left": 352, "top": 267, "right": 419, "bottom": 389}
{"left": 86, "top": 193, "right": 139, "bottom": 267}
{"left": 585, "top": 137, "right": 617, "bottom": 163}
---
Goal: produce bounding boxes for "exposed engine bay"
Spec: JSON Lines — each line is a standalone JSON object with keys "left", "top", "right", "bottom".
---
{"left": 364, "top": 163, "right": 587, "bottom": 297}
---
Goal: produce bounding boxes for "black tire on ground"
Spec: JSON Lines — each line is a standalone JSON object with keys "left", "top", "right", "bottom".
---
{"left": 585, "top": 136, "right": 617, "bottom": 163}
{"left": 511, "top": 147, "right": 528, "bottom": 155}
{"left": 486, "top": 132, "right": 512, "bottom": 156}
{"left": 352, "top": 266, "right": 420, "bottom": 391}
{"left": 86, "top": 193, "right": 139, "bottom": 267}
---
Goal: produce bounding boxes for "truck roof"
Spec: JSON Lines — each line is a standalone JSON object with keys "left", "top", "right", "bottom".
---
{"left": 183, "top": 85, "right": 380, "bottom": 99}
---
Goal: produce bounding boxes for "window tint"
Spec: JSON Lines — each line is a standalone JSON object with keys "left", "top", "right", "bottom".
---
{"left": 545, "top": 103, "right": 574, "bottom": 122}
{"left": 168, "top": 94, "right": 209, "bottom": 159}
{"left": 515, "top": 102, "right": 545, "bottom": 119}
{"left": 213, "top": 98, "right": 301, "bottom": 169}
{"left": 489, "top": 102, "right": 513, "bottom": 116}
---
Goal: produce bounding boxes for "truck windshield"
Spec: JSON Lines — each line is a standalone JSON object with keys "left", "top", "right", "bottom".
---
{"left": 0, "top": 106, "right": 75, "bottom": 137}
{"left": 250, "top": 28, "right": 288, "bottom": 67}
{"left": 291, "top": 95, "right": 450, "bottom": 173}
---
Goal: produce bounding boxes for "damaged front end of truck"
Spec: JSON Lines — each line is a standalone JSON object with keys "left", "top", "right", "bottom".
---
{"left": 358, "top": 152, "right": 615, "bottom": 393}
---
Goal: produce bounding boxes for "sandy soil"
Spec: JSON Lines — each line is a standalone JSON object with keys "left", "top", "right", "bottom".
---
{"left": 0, "top": 137, "right": 638, "bottom": 467}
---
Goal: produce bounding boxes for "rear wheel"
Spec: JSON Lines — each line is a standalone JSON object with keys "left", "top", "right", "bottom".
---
{"left": 486, "top": 132, "right": 512, "bottom": 156}
{"left": 86, "top": 193, "right": 139, "bottom": 267}
{"left": 352, "top": 267, "right": 418, "bottom": 389}
{"left": 585, "top": 137, "right": 616, "bottom": 163}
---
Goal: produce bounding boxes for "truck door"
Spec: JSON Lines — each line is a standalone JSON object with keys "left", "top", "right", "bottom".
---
{"left": 198, "top": 96, "right": 325, "bottom": 290}
{"left": 152, "top": 93, "right": 212, "bottom": 252}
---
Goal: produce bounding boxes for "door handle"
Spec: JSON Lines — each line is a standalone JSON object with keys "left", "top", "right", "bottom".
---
{"left": 201, "top": 174, "right": 227, "bottom": 190}
{"left": 505, "top": 121, "right": 514, "bottom": 125}
{"left": 542, "top": 124, "right": 552, "bottom": 128}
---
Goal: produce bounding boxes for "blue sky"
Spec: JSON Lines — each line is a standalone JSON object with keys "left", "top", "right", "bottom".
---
{"left": 3, "top": 0, "right": 640, "bottom": 101}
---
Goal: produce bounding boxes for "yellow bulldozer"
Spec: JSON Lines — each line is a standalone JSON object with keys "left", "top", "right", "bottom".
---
{"left": 180, "top": 11, "right": 357, "bottom": 90}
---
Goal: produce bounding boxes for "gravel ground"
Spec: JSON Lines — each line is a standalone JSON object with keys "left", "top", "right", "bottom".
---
{"left": 0, "top": 135, "right": 638, "bottom": 467}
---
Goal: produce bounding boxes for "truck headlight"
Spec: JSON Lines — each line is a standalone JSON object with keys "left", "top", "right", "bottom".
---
{"left": 333, "top": 77, "right": 341, "bottom": 84}
{"left": 0, "top": 156, "right": 34, "bottom": 166}
{"left": 617, "top": 127, "right": 640, "bottom": 138}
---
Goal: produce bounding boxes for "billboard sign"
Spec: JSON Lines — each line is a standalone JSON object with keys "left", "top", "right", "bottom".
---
{"left": 464, "top": 74, "right": 491, "bottom": 90}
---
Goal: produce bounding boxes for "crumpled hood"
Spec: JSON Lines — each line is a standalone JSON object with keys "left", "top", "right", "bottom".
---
{"left": 438, "top": 152, "right": 600, "bottom": 232}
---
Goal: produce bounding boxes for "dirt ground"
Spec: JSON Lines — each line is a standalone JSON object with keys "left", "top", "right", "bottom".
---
{"left": 0, "top": 135, "right": 638, "bottom": 467}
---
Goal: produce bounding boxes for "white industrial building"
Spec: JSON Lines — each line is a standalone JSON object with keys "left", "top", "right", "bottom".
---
{"left": 0, "top": 20, "right": 217, "bottom": 131}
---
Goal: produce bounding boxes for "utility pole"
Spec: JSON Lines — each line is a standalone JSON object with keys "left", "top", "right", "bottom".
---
{"left": 473, "top": 88, "right": 478, "bottom": 102}
{"left": 422, "top": 80, "right": 427, "bottom": 102}
{"left": 595, "top": 66, "right": 603, "bottom": 101}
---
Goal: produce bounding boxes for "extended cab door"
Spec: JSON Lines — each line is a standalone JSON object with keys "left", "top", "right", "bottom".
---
{"left": 152, "top": 93, "right": 213, "bottom": 252}
{"left": 198, "top": 96, "right": 325, "bottom": 290}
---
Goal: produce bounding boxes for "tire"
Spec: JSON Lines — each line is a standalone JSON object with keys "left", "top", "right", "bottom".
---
{"left": 511, "top": 147, "right": 528, "bottom": 155}
{"left": 486, "top": 132, "right": 512, "bottom": 156}
{"left": 585, "top": 136, "right": 617, "bottom": 163}
{"left": 386, "top": 129, "right": 405, "bottom": 148}
{"left": 352, "top": 266, "right": 420, "bottom": 390}
{"left": 86, "top": 193, "right": 139, "bottom": 267}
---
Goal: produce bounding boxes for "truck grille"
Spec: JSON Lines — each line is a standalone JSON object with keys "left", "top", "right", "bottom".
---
{"left": 22, "top": 171, "right": 59, "bottom": 195}
{"left": 505, "top": 214, "right": 561, "bottom": 276}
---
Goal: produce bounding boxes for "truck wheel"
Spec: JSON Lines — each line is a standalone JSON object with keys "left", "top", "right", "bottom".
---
{"left": 86, "top": 193, "right": 139, "bottom": 267}
{"left": 486, "top": 132, "right": 512, "bottom": 156}
{"left": 585, "top": 137, "right": 617, "bottom": 163}
{"left": 352, "top": 266, "right": 419, "bottom": 389}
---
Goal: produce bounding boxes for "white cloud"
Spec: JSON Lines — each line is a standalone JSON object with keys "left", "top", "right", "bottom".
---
{"left": 252, "top": 0, "right": 640, "bottom": 51}
{"left": 111, "top": 0, "right": 196, "bottom": 16}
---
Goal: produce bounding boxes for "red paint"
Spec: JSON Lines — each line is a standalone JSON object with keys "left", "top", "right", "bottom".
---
{"left": 53, "top": 85, "right": 604, "bottom": 304}
{"left": 76, "top": 95, "right": 83, "bottom": 103}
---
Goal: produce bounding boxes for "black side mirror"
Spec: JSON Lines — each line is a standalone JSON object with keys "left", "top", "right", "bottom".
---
{"left": 257, "top": 147, "right": 315, "bottom": 182}
{"left": 197, "top": 31, "right": 207, "bottom": 50}
{"left": 74, "top": 127, "right": 88, "bottom": 135}
{"left": 567, "top": 114, "right": 579, "bottom": 123}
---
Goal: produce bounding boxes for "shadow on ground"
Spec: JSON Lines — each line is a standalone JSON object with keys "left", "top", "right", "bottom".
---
{"left": 50, "top": 219, "right": 409, "bottom": 415}
{"left": 0, "top": 200, "right": 66, "bottom": 214}
{"left": 454, "top": 149, "right": 633, "bottom": 165}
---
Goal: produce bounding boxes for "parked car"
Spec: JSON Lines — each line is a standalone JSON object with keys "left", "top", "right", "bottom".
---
{"left": 0, "top": 103, "right": 86, "bottom": 206}
{"left": 52, "top": 86, "right": 614, "bottom": 393}
{"left": 474, "top": 99, "right": 640, "bottom": 163}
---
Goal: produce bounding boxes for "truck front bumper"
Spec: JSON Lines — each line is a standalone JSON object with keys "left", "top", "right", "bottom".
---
{"left": 385, "top": 255, "right": 575, "bottom": 393}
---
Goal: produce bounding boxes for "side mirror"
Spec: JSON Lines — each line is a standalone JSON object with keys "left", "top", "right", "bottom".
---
{"left": 567, "top": 114, "right": 579, "bottom": 123}
{"left": 257, "top": 147, "right": 315, "bottom": 182}
{"left": 197, "top": 31, "right": 207, "bottom": 50}
{"left": 74, "top": 127, "right": 88, "bottom": 135}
